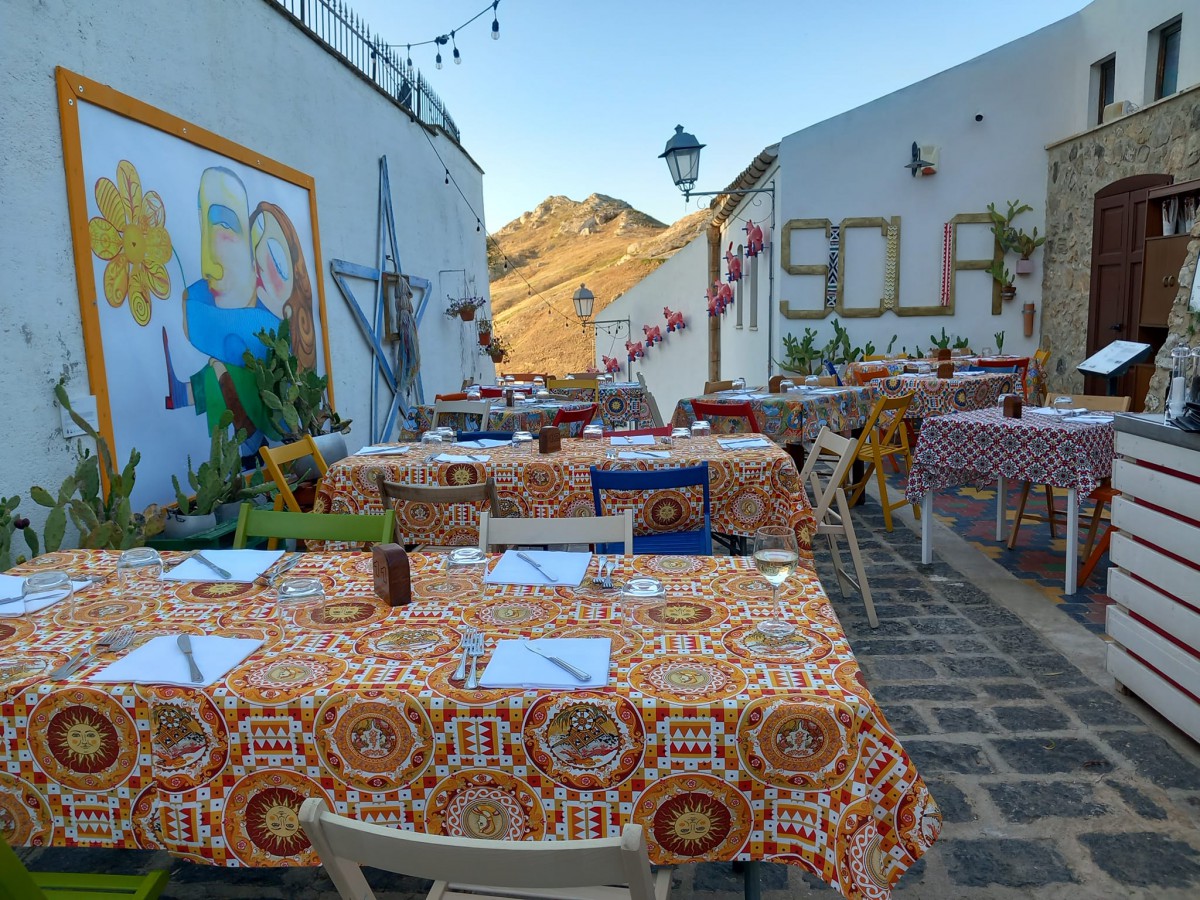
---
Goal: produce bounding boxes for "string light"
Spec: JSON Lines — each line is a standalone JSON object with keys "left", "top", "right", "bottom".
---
{"left": 385, "top": 1, "right": 500, "bottom": 69}
{"left": 492, "top": 1, "right": 500, "bottom": 40}
{"left": 451, "top": 31, "right": 461, "bottom": 64}
{"left": 406, "top": 44, "right": 412, "bottom": 68}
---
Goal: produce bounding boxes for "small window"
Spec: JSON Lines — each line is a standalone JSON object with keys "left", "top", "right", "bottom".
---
{"left": 1155, "top": 18, "right": 1181, "bottom": 100}
{"left": 1097, "top": 56, "right": 1116, "bottom": 125}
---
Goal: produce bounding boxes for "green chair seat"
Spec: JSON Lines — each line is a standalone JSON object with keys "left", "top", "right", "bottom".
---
{"left": 232, "top": 502, "right": 395, "bottom": 547}
{"left": 1, "top": 834, "right": 169, "bottom": 900}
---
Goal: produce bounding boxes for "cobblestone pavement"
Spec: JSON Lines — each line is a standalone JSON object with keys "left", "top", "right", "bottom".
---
{"left": 16, "top": 495, "right": 1200, "bottom": 899}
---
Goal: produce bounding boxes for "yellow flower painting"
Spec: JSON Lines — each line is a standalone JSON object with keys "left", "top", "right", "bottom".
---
{"left": 88, "top": 160, "right": 173, "bottom": 325}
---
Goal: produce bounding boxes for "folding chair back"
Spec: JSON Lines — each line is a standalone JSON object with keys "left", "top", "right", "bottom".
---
{"left": 590, "top": 464, "right": 712, "bottom": 555}
{"left": 855, "top": 365, "right": 891, "bottom": 384}
{"left": 432, "top": 399, "right": 491, "bottom": 432}
{"left": 479, "top": 386, "right": 504, "bottom": 398}
{"left": 478, "top": 510, "right": 633, "bottom": 554}
{"left": 260, "top": 436, "right": 329, "bottom": 514}
{"left": 703, "top": 379, "right": 735, "bottom": 394}
{"left": 552, "top": 404, "right": 599, "bottom": 435}
{"left": 299, "top": 798, "right": 669, "bottom": 900}
{"left": 435, "top": 392, "right": 470, "bottom": 401}
{"left": 976, "top": 356, "right": 1030, "bottom": 396}
{"left": 377, "top": 474, "right": 502, "bottom": 549}
{"left": 690, "top": 400, "right": 761, "bottom": 434}
{"left": 548, "top": 377, "right": 598, "bottom": 396}
{"left": 233, "top": 504, "right": 395, "bottom": 548}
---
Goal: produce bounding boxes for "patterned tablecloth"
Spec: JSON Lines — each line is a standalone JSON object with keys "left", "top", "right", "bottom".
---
{"left": 316, "top": 437, "right": 816, "bottom": 565}
{"left": 871, "top": 373, "right": 1016, "bottom": 419}
{"left": 672, "top": 388, "right": 879, "bottom": 444}
{"left": 401, "top": 401, "right": 593, "bottom": 440}
{"left": 468, "top": 383, "right": 653, "bottom": 430}
{"left": 845, "top": 356, "right": 1045, "bottom": 400}
{"left": 0, "top": 549, "right": 940, "bottom": 898}
{"left": 904, "top": 408, "right": 1116, "bottom": 501}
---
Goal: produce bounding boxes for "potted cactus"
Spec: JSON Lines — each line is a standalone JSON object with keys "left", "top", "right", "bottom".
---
{"left": 1013, "top": 228, "right": 1045, "bottom": 275}
{"left": 987, "top": 261, "right": 1017, "bottom": 302}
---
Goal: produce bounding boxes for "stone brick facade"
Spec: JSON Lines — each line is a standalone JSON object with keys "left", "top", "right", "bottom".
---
{"left": 1042, "top": 84, "right": 1200, "bottom": 399}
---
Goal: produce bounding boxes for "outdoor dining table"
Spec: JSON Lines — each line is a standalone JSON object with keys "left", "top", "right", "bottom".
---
{"left": 672, "top": 386, "right": 879, "bottom": 444}
{"left": 400, "top": 398, "right": 595, "bottom": 440}
{"left": 316, "top": 436, "right": 817, "bottom": 564}
{"left": 0, "top": 548, "right": 941, "bottom": 900}
{"left": 844, "top": 355, "right": 1044, "bottom": 400}
{"left": 868, "top": 371, "right": 1017, "bottom": 419}
{"left": 471, "top": 381, "right": 654, "bottom": 430}
{"left": 905, "top": 407, "right": 1116, "bottom": 594}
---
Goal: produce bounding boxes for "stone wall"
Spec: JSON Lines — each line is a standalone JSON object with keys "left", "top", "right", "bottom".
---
{"left": 1146, "top": 223, "right": 1200, "bottom": 413}
{"left": 1041, "top": 85, "right": 1200, "bottom": 397}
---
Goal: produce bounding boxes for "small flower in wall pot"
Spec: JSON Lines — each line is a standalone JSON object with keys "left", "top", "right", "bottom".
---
{"left": 446, "top": 296, "right": 486, "bottom": 321}
{"left": 481, "top": 334, "right": 510, "bottom": 363}
{"left": 476, "top": 316, "right": 493, "bottom": 346}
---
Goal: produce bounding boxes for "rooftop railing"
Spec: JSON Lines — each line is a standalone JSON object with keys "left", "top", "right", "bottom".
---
{"left": 266, "top": 0, "right": 460, "bottom": 142}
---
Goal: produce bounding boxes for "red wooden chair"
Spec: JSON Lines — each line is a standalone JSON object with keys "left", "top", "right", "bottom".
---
{"left": 690, "top": 400, "right": 761, "bottom": 434}
{"left": 479, "top": 386, "right": 503, "bottom": 398}
{"left": 552, "top": 404, "right": 599, "bottom": 435}
{"left": 434, "top": 391, "right": 469, "bottom": 402}
{"left": 975, "top": 357, "right": 1030, "bottom": 397}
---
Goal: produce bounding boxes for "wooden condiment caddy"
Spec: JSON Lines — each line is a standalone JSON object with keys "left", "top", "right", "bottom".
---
{"left": 538, "top": 426, "right": 562, "bottom": 454}
{"left": 1002, "top": 395, "right": 1023, "bottom": 418}
{"left": 372, "top": 543, "right": 412, "bottom": 606}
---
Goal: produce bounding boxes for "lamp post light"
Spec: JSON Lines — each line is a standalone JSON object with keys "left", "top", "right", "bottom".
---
{"left": 659, "top": 125, "right": 775, "bottom": 204}
{"left": 572, "top": 283, "right": 595, "bottom": 325}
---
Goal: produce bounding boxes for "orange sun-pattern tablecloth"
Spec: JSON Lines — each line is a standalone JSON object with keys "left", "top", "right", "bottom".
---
{"left": 869, "top": 373, "right": 1016, "bottom": 419}
{"left": 672, "top": 387, "right": 879, "bottom": 444}
{"left": 0, "top": 550, "right": 940, "bottom": 898}
{"left": 315, "top": 437, "right": 816, "bottom": 566}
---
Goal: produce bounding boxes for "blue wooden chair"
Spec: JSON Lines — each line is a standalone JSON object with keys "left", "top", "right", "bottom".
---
{"left": 589, "top": 464, "right": 712, "bottom": 555}
{"left": 457, "top": 431, "right": 515, "bottom": 442}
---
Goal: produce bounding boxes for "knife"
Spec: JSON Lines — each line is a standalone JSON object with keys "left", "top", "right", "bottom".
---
{"left": 192, "top": 552, "right": 232, "bottom": 580}
{"left": 260, "top": 552, "right": 304, "bottom": 585}
{"left": 525, "top": 643, "right": 591, "bottom": 681}
{"left": 515, "top": 551, "right": 558, "bottom": 583}
{"left": 177, "top": 634, "right": 205, "bottom": 684}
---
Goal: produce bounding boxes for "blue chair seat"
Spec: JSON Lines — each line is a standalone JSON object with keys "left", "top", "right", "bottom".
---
{"left": 590, "top": 463, "right": 712, "bottom": 555}
{"left": 458, "top": 431, "right": 515, "bottom": 442}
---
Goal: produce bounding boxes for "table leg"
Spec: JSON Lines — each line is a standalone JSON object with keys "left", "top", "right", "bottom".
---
{"left": 1065, "top": 489, "right": 1079, "bottom": 595}
{"left": 995, "top": 475, "right": 1006, "bottom": 542}
{"left": 741, "top": 860, "right": 762, "bottom": 900}
{"left": 921, "top": 491, "right": 933, "bottom": 564}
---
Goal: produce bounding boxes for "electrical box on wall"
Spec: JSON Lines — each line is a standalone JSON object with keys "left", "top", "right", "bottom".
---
{"left": 60, "top": 392, "right": 99, "bottom": 439}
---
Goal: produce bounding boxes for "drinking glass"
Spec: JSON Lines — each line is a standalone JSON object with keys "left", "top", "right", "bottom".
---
{"left": 753, "top": 526, "right": 799, "bottom": 638}
{"left": 532, "top": 376, "right": 545, "bottom": 389}
{"left": 778, "top": 379, "right": 795, "bottom": 393}
{"left": 512, "top": 431, "right": 535, "bottom": 453}
{"left": 276, "top": 577, "right": 325, "bottom": 637}
{"left": 996, "top": 392, "right": 1019, "bottom": 411}
{"left": 981, "top": 347, "right": 993, "bottom": 359}
{"left": 503, "top": 375, "right": 515, "bottom": 384}
{"left": 619, "top": 577, "right": 664, "bottom": 626}
{"left": 581, "top": 424, "right": 603, "bottom": 441}
{"left": 671, "top": 427, "right": 691, "bottom": 441}
{"left": 732, "top": 377, "right": 747, "bottom": 391}
{"left": 116, "top": 547, "right": 162, "bottom": 598}
{"left": 1052, "top": 396, "right": 1074, "bottom": 414}
{"left": 20, "top": 571, "right": 75, "bottom": 619}
{"left": 690, "top": 420, "right": 711, "bottom": 438}
{"left": 445, "top": 546, "right": 488, "bottom": 591}
{"left": 804, "top": 375, "right": 820, "bottom": 388}
{"left": 535, "top": 390, "right": 551, "bottom": 401}
{"left": 466, "top": 388, "right": 482, "bottom": 401}
{"left": 436, "top": 426, "right": 457, "bottom": 442}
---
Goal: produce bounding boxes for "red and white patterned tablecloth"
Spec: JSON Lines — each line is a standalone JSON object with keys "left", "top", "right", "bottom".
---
{"left": 904, "top": 408, "right": 1116, "bottom": 502}
{"left": 0, "top": 550, "right": 940, "bottom": 899}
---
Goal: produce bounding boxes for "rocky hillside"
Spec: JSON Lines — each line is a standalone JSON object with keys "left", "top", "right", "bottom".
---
{"left": 487, "top": 194, "right": 710, "bottom": 376}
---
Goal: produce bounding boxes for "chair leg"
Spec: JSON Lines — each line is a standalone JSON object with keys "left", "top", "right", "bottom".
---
{"left": 824, "top": 531, "right": 853, "bottom": 599}
{"left": 1079, "top": 525, "right": 1114, "bottom": 586}
{"left": 837, "top": 491, "right": 877, "bottom": 628}
{"left": 1043, "top": 485, "right": 1058, "bottom": 539}
{"left": 1082, "top": 498, "right": 1108, "bottom": 559}
{"left": 1007, "top": 481, "right": 1033, "bottom": 550}
{"left": 873, "top": 448, "right": 894, "bottom": 532}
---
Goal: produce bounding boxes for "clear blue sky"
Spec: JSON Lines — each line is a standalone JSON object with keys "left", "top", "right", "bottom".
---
{"left": 352, "top": 0, "right": 1091, "bottom": 228}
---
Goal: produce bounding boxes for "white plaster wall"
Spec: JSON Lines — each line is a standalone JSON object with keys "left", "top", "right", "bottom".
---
{"left": 0, "top": 0, "right": 490, "bottom": 523}
{"left": 600, "top": 238, "right": 709, "bottom": 418}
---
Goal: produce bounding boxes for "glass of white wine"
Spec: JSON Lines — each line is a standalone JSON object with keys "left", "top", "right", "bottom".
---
{"left": 753, "top": 526, "right": 799, "bottom": 638}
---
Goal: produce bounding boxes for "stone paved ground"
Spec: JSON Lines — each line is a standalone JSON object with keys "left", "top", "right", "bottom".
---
{"left": 16, "top": 493, "right": 1200, "bottom": 899}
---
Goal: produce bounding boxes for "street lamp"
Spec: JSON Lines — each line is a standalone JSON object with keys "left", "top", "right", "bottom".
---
{"left": 659, "top": 125, "right": 774, "bottom": 203}
{"left": 572, "top": 283, "right": 595, "bottom": 324}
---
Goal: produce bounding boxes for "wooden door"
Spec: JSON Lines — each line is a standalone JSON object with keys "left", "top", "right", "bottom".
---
{"left": 1086, "top": 175, "right": 1172, "bottom": 397}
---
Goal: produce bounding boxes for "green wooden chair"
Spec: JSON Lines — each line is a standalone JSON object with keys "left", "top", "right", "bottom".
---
{"left": 0, "top": 833, "right": 168, "bottom": 900}
{"left": 232, "top": 503, "right": 395, "bottom": 548}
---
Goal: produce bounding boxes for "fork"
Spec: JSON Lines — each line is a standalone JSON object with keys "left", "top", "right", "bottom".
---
{"left": 591, "top": 555, "right": 609, "bottom": 585}
{"left": 602, "top": 559, "right": 615, "bottom": 590}
{"left": 51, "top": 625, "right": 135, "bottom": 679}
{"left": 464, "top": 633, "right": 485, "bottom": 690}
{"left": 451, "top": 627, "right": 478, "bottom": 682}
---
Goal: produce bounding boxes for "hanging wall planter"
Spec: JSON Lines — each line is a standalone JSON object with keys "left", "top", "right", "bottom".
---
{"left": 1015, "top": 258, "right": 1035, "bottom": 275}
{"left": 477, "top": 316, "right": 493, "bottom": 346}
{"left": 446, "top": 296, "right": 485, "bottom": 322}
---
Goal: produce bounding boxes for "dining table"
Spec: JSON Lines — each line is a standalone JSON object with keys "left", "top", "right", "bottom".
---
{"left": 400, "top": 398, "right": 596, "bottom": 440}
{"left": 672, "top": 386, "right": 879, "bottom": 445}
{"left": 905, "top": 407, "right": 1117, "bottom": 594}
{"left": 0, "top": 548, "right": 941, "bottom": 900}
{"left": 468, "top": 381, "right": 654, "bottom": 431}
{"left": 867, "top": 372, "right": 1017, "bottom": 419}
{"left": 844, "top": 355, "right": 1044, "bottom": 400}
{"left": 316, "top": 436, "right": 818, "bottom": 565}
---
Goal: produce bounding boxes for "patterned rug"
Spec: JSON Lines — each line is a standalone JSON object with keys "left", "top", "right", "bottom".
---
{"left": 882, "top": 473, "right": 1113, "bottom": 635}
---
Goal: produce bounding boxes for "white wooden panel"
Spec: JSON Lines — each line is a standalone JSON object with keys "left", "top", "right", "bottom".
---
{"left": 1107, "top": 607, "right": 1200, "bottom": 697}
{"left": 1108, "top": 567, "right": 1200, "bottom": 639}
{"left": 1112, "top": 496, "right": 1200, "bottom": 564}
{"left": 1116, "top": 431, "right": 1200, "bottom": 476}
{"left": 1112, "top": 459, "right": 1200, "bottom": 523}
{"left": 1112, "top": 533, "right": 1200, "bottom": 606}
{"left": 1106, "top": 644, "right": 1200, "bottom": 744}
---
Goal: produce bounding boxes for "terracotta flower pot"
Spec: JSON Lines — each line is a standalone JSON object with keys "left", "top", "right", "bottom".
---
{"left": 458, "top": 306, "right": 476, "bottom": 322}
{"left": 1015, "top": 257, "right": 1035, "bottom": 275}
{"left": 1000, "top": 285, "right": 1017, "bottom": 303}
{"left": 479, "top": 330, "right": 492, "bottom": 347}
{"left": 1023, "top": 302, "right": 1036, "bottom": 337}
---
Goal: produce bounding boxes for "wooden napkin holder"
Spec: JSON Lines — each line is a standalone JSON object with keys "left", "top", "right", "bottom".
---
{"left": 937, "top": 362, "right": 955, "bottom": 379}
{"left": 372, "top": 543, "right": 412, "bottom": 606}
{"left": 538, "top": 426, "right": 562, "bottom": 454}
{"left": 768, "top": 375, "right": 786, "bottom": 393}
{"left": 1002, "top": 395, "right": 1023, "bottom": 418}
{"left": 936, "top": 348, "right": 952, "bottom": 361}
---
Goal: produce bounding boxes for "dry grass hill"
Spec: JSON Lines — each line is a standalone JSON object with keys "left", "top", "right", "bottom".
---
{"left": 487, "top": 194, "right": 710, "bottom": 376}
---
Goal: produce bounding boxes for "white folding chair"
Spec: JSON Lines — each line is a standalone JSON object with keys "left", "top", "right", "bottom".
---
{"left": 800, "top": 427, "right": 878, "bottom": 627}
{"left": 299, "top": 798, "right": 672, "bottom": 900}
{"left": 478, "top": 510, "right": 633, "bottom": 555}
{"left": 432, "top": 399, "right": 492, "bottom": 432}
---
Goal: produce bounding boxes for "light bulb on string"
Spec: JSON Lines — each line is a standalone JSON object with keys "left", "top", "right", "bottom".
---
{"left": 406, "top": 44, "right": 412, "bottom": 67}
{"left": 444, "top": 170, "right": 450, "bottom": 184}
{"left": 451, "top": 31, "right": 461, "bottom": 64}
{"left": 492, "top": 2, "right": 500, "bottom": 40}
{"left": 436, "top": 50, "right": 443, "bottom": 69}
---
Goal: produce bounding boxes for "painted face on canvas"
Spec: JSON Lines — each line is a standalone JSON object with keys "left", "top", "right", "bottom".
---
{"left": 199, "top": 167, "right": 255, "bottom": 309}
{"left": 251, "top": 208, "right": 293, "bottom": 317}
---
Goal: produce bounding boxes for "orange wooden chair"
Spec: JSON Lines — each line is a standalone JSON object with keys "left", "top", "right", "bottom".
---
{"left": 844, "top": 393, "right": 918, "bottom": 532}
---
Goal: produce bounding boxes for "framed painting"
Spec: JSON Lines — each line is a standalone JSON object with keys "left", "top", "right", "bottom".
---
{"left": 56, "top": 67, "right": 334, "bottom": 510}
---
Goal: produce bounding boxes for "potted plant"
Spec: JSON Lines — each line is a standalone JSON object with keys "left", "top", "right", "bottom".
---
{"left": 993, "top": 330, "right": 1006, "bottom": 355}
{"left": 1013, "top": 228, "right": 1046, "bottom": 275}
{"left": 987, "top": 261, "right": 1017, "bottom": 302}
{"left": 244, "top": 320, "right": 351, "bottom": 444}
{"left": 775, "top": 328, "right": 822, "bottom": 375}
{"left": 482, "top": 334, "right": 510, "bottom": 364}
{"left": 477, "top": 316, "right": 493, "bottom": 347}
{"left": 1, "top": 495, "right": 36, "bottom": 571}
{"left": 446, "top": 295, "right": 485, "bottom": 322}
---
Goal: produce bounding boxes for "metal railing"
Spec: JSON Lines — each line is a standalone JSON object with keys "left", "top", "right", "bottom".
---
{"left": 266, "top": 0, "right": 460, "bottom": 141}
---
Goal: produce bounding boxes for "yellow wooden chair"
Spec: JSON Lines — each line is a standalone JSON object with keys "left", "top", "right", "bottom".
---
{"left": 844, "top": 393, "right": 919, "bottom": 532}
{"left": 260, "top": 435, "right": 329, "bottom": 514}
{"left": 547, "top": 377, "right": 599, "bottom": 403}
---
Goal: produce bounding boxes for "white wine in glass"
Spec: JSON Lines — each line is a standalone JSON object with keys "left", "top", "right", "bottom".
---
{"left": 753, "top": 526, "right": 799, "bottom": 637}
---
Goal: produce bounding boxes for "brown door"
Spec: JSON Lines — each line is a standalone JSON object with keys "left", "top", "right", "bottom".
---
{"left": 1085, "top": 175, "right": 1172, "bottom": 396}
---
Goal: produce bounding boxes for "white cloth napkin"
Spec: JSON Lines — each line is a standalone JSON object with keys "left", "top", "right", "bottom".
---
{"left": 609, "top": 435, "right": 655, "bottom": 445}
{"left": 480, "top": 638, "right": 611, "bottom": 688}
{"left": 0, "top": 575, "right": 93, "bottom": 616}
{"left": 1027, "top": 407, "right": 1088, "bottom": 416}
{"left": 432, "top": 453, "right": 491, "bottom": 463}
{"left": 162, "top": 549, "right": 283, "bottom": 584}
{"left": 717, "top": 437, "right": 772, "bottom": 450}
{"left": 1071, "top": 414, "right": 1115, "bottom": 424}
{"left": 89, "top": 635, "right": 263, "bottom": 688}
{"left": 484, "top": 550, "right": 592, "bottom": 587}
{"left": 354, "top": 444, "right": 410, "bottom": 456}
{"left": 617, "top": 450, "right": 669, "bottom": 460}
{"left": 456, "top": 439, "right": 510, "bottom": 449}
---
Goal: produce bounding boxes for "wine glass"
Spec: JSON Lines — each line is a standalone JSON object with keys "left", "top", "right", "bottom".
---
{"left": 116, "top": 547, "right": 162, "bottom": 598}
{"left": 753, "top": 526, "right": 799, "bottom": 638}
